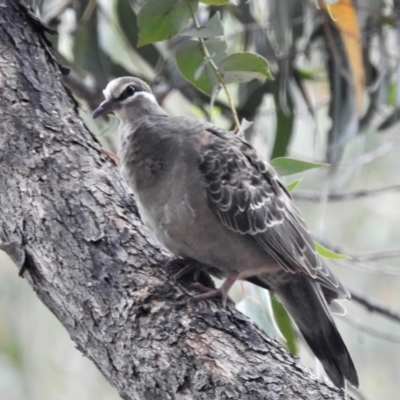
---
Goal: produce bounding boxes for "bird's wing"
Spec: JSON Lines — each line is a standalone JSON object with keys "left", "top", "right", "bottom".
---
{"left": 199, "top": 126, "right": 348, "bottom": 298}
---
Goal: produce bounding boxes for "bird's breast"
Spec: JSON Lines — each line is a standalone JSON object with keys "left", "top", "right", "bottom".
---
{"left": 134, "top": 175, "right": 199, "bottom": 257}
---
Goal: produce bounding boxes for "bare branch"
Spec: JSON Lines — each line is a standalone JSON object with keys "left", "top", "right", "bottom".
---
{"left": 349, "top": 291, "right": 400, "bottom": 324}
{"left": 350, "top": 248, "right": 400, "bottom": 261}
{"left": 63, "top": 69, "right": 104, "bottom": 111}
{"left": 293, "top": 184, "right": 400, "bottom": 201}
{"left": 338, "top": 259, "right": 400, "bottom": 276}
{"left": 342, "top": 317, "right": 400, "bottom": 344}
{"left": 336, "top": 138, "right": 400, "bottom": 187}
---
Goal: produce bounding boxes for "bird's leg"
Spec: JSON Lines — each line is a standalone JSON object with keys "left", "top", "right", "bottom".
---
{"left": 165, "top": 257, "right": 187, "bottom": 270}
{"left": 190, "top": 272, "right": 239, "bottom": 308}
{"left": 165, "top": 258, "right": 206, "bottom": 282}
{"left": 174, "top": 261, "right": 200, "bottom": 281}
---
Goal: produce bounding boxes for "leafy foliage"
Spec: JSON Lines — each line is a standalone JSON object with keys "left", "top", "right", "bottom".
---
{"left": 137, "top": 0, "right": 197, "bottom": 46}
{"left": 176, "top": 39, "right": 227, "bottom": 95}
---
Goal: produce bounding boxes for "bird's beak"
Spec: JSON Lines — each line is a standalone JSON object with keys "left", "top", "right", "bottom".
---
{"left": 92, "top": 98, "right": 119, "bottom": 119}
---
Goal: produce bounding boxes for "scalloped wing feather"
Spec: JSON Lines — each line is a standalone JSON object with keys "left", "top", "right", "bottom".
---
{"left": 199, "top": 126, "right": 349, "bottom": 298}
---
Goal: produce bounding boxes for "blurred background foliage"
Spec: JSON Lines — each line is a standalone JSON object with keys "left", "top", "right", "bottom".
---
{"left": 2, "top": 0, "right": 400, "bottom": 399}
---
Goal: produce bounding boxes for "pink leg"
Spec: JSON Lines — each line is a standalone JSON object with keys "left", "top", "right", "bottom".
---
{"left": 190, "top": 272, "right": 239, "bottom": 308}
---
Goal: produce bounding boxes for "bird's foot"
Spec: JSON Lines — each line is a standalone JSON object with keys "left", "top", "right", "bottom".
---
{"left": 165, "top": 258, "right": 201, "bottom": 282}
{"left": 190, "top": 272, "right": 239, "bottom": 308}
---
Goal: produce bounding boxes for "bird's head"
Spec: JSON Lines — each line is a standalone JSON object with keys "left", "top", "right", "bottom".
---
{"left": 92, "top": 77, "right": 160, "bottom": 121}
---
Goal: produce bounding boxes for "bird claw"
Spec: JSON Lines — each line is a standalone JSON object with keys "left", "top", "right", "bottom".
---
{"left": 190, "top": 283, "right": 231, "bottom": 308}
{"left": 166, "top": 258, "right": 233, "bottom": 306}
{"left": 190, "top": 272, "right": 239, "bottom": 308}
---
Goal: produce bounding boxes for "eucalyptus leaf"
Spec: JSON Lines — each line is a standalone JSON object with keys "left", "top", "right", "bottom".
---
{"left": 218, "top": 52, "right": 272, "bottom": 84}
{"left": 271, "top": 82, "right": 294, "bottom": 159}
{"left": 271, "top": 295, "right": 297, "bottom": 355}
{"left": 314, "top": 242, "right": 351, "bottom": 260}
{"left": 176, "top": 39, "right": 227, "bottom": 95}
{"left": 115, "top": 0, "right": 160, "bottom": 65}
{"left": 286, "top": 178, "right": 302, "bottom": 192}
{"left": 73, "top": 6, "right": 109, "bottom": 87}
{"left": 270, "top": 157, "right": 328, "bottom": 176}
{"left": 200, "top": 0, "right": 229, "bottom": 4}
{"left": 137, "top": 0, "right": 197, "bottom": 47}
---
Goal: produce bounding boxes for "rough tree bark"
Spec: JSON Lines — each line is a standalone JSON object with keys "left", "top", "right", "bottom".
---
{"left": 0, "top": 2, "right": 350, "bottom": 399}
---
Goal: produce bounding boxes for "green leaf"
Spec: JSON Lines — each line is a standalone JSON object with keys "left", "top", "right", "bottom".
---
{"left": 271, "top": 295, "right": 297, "bottom": 355}
{"left": 200, "top": 0, "right": 229, "bottom": 4}
{"left": 315, "top": 242, "right": 351, "bottom": 260}
{"left": 218, "top": 52, "right": 273, "bottom": 84}
{"left": 286, "top": 178, "right": 302, "bottom": 192}
{"left": 73, "top": 4, "right": 109, "bottom": 88}
{"left": 271, "top": 84, "right": 294, "bottom": 158}
{"left": 388, "top": 81, "right": 397, "bottom": 106}
{"left": 182, "top": 12, "right": 224, "bottom": 38}
{"left": 176, "top": 39, "right": 227, "bottom": 95}
{"left": 137, "top": 0, "right": 197, "bottom": 47}
{"left": 296, "top": 67, "right": 324, "bottom": 81}
{"left": 270, "top": 157, "right": 328, "bottom": 176}
{"left": 115, "top": 0, "right": 160, "bottom": 65}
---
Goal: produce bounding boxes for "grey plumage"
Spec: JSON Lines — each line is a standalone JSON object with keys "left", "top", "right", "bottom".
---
{"left": 93, "top": 77, "right": 358, "bottom": 389}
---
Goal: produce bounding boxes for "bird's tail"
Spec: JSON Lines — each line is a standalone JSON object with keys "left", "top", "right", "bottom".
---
{"left": 274, "top": 275, "right": 359, "bottom": 388}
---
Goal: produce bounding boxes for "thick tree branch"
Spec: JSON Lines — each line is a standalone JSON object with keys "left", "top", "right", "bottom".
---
{"left": 0, "top": 2, "right": 351, "bottom": 399}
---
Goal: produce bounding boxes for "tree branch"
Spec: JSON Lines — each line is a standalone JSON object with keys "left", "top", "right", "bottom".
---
{"left": 349, "top": 291, "right": 400, "bottom": 324}
{"left": 0, "top": 1, "right": 351, "bottom": 399}
{"left": 62, "top": 69, "right": 105, "bottom": 112}
{"left": 293, "top": 184, "right": 400, "bottom": 201}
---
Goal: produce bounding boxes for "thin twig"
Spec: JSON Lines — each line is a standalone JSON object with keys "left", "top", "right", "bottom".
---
{"left": 351, "top": 248, "right": 400, "bottom": 261}
{"left": 186, "top": 0, "right": 240, "bottom": 131}
{"left": 334, "top": 138, "right": 400, "bottom": 188}
{"left": 62, "top": 70, "right": 104, "bottom": 111}
{"left": 338, "top": 259, "right": 400, "bottom": 276}
{"left": 349, "top": 291, "right": 400, "bottom": 324}
{"left": 342, "top": 316, "right": 400, "bottom": 344}
{"left": 316, "top": 241, "right": 400, "bottom": 275}
{"left": 293, "top": 184, "right": 400, "bottom": 202}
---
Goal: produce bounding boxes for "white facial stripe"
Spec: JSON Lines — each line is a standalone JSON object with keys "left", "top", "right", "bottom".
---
{"left": 103, "top": 81, "right": 157, "bottom": 104}
{"left": 103, "top": 79, "right": 122, "bottom": 99}
{"left": 133, "top": 91, "right": 157, "bottom": 104}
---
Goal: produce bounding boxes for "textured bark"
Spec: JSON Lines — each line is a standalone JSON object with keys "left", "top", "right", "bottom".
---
{"left": 0, "top": 2, "right": 349, "bottom": 399}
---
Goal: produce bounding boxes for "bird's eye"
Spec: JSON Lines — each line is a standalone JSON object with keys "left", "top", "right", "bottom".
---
{"left": 125, "top": 85, "right": 136, "bottom": 96}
